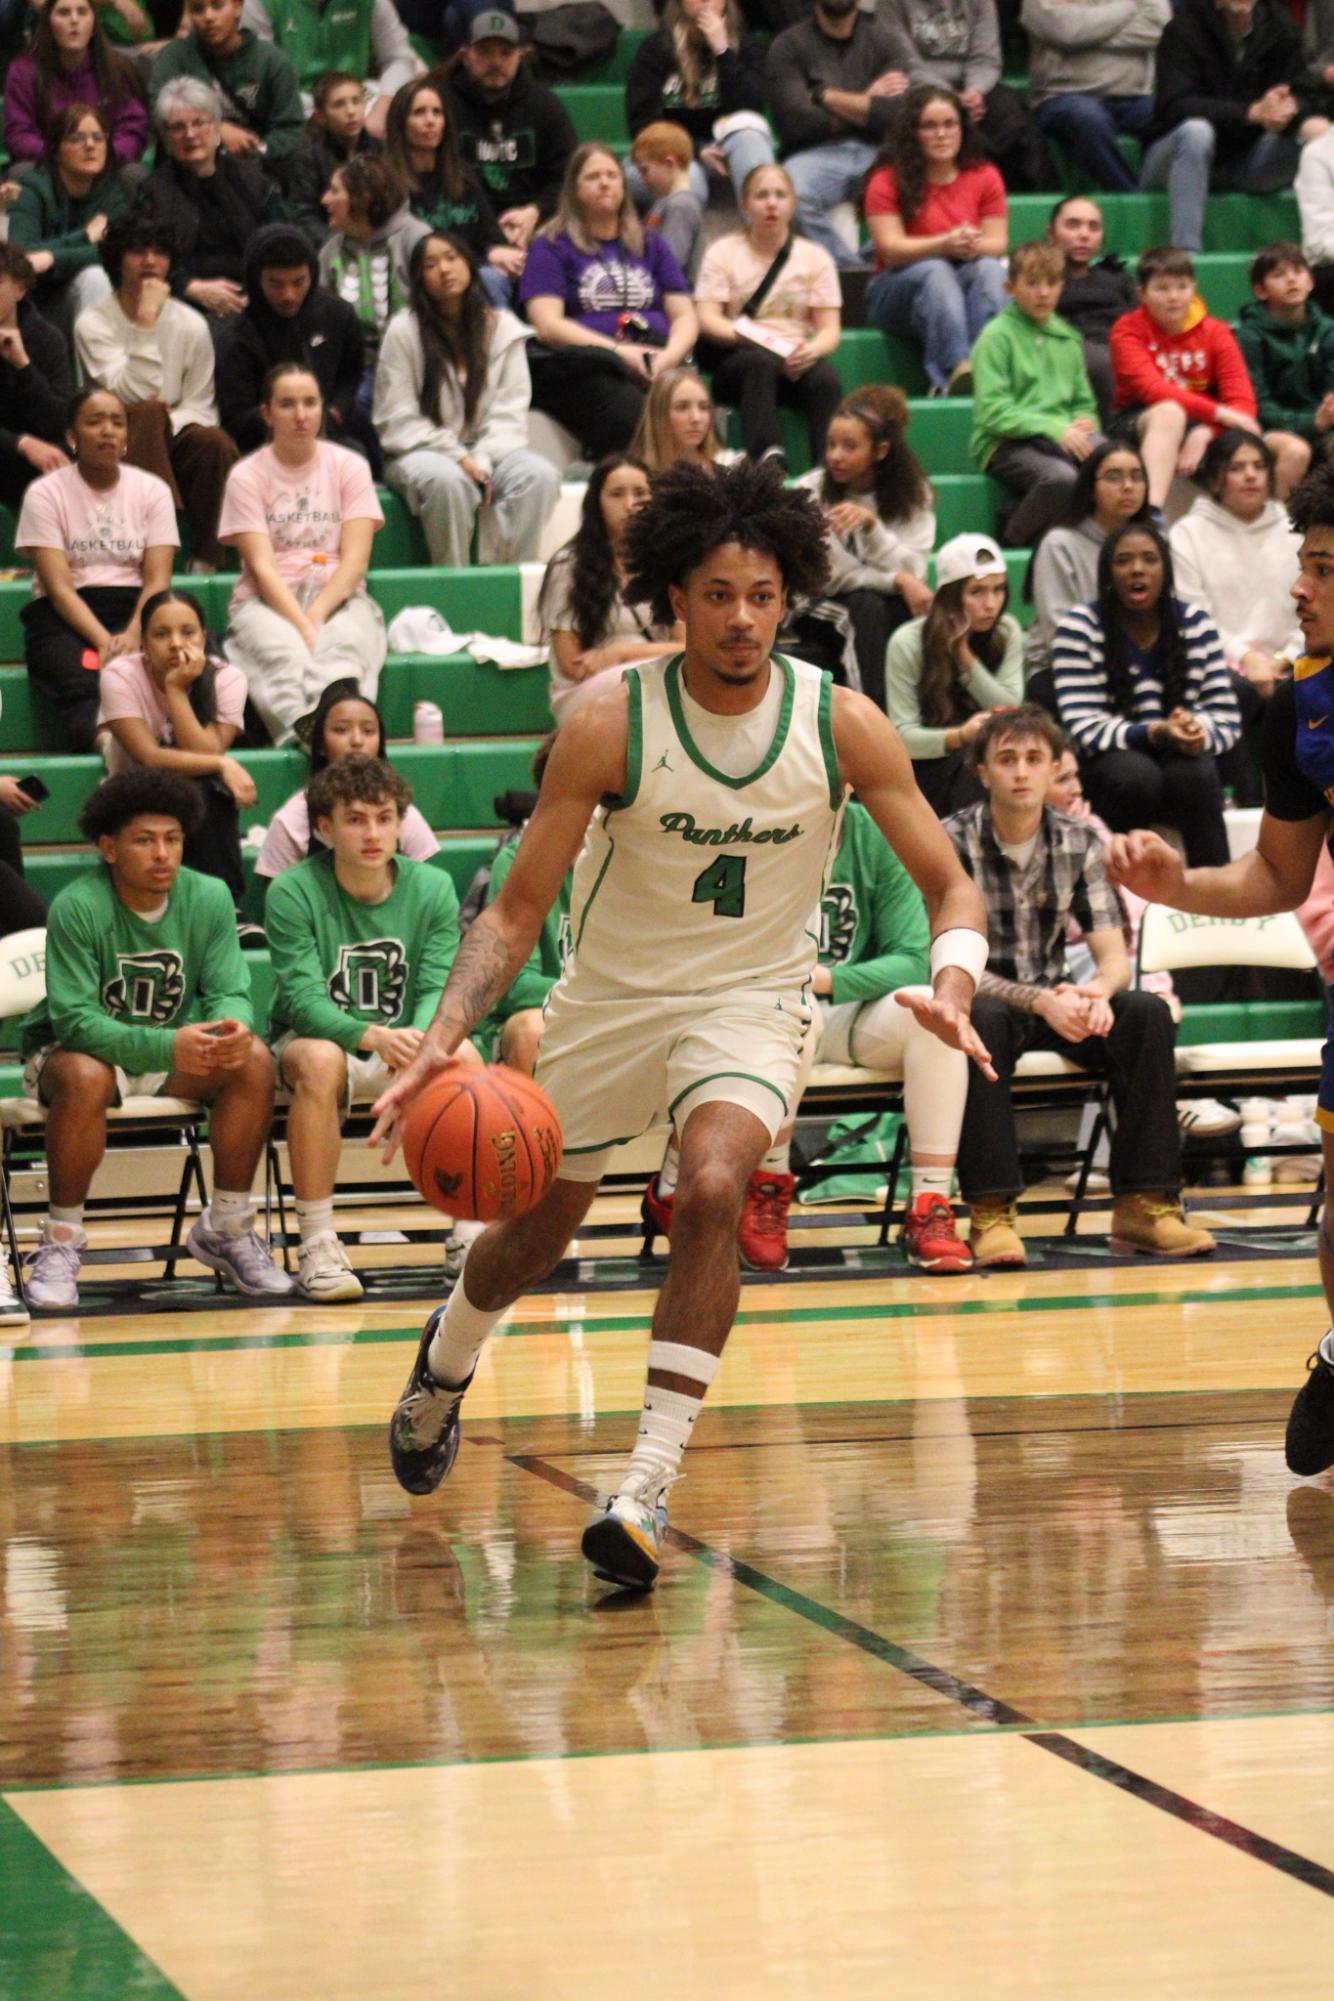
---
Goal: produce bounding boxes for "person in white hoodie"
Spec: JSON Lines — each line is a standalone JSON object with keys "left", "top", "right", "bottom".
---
{"left": 373, "top": 231, "right": 558, "bottom": 568}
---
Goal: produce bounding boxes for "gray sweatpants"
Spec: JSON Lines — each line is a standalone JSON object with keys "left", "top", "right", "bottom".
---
{"left": 226, "top": 595, "right": 386, "bottom": 745}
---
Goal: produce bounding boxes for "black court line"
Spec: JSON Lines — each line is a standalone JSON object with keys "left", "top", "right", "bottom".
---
{"left": 508, "top": 1449, "right": 1334, "bottom": 1902}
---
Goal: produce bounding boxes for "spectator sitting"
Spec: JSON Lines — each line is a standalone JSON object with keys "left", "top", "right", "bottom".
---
{"left": 3, "top": 0, "right": 146, "bottom": 172}
{"left": 1296, "top": 125, "right": 1334, "bottom": 315}
{"left": 287, "top": 71, "right": 381, "bottom": 247}
{"left": 219, "top": 361, "right": 385, "bottom": 745}
{"left": 318, "top": 154, "right": 428, "bottom": 411}
{"left": 624, "top": 0, "right": 774, "bottom": 211}
{"left": 75, "top": 213, "right": 239, "bottom": 575}
{"left": 628, "top": 122, "right": 703, "bottom": 286}
{"left": 265, "top": 755, "right": 472, "bottom": 1301}
{"left": 18, "top": 768, "right": 293, "bottom": 1312}
{"left": 96, "top": 586, "right": 257, "bottom": 937}
{"left": 215, "top": 223, "right": 372, "bottom": 467}
{"left": 885, "top": 528, "right": 1022, "bottom": 814}
{"left": 0, "top": 243, "right": 73, "bottom": 513}
{"left": 254, "top": 677, "right": 438, "bottom": 880}
{"left": 694, "top": 162, "right": 842, "bottom": 471}
{"left": 14, "top": 387, "right": 176, "bottom": 753}
{"left": 150, "top": 0, "right": 305, "bottom": 179}
{"left": 1052, "top": 520, "right": 1240, "bottom": 865}
{"left": 864, "top": 82, "right": 1008, "bottom": 397}
{"left": 1237, "top": 240, "right": 1334, "bottom": 469}
{"left": 880, "top": 0, "right": 1054, "bottom": 191}
{"left": 439, "top": 15, "right": 575, "bottom": 275}
{"left": 944, "top": 702, "right": 1214, "bottom": 1267}
{"left": 792, "top": 384, "right": 935, "bottom": 707}
{"left": 1108, "top": 243, "right": 1265, "bottom": 510}
{"left": 374, "top": 230, "right": 558, "bottom": 567}
{"left": 971, "top": 239, "right": 1103, "bottom": 547}
{"left": 1141, "top": 0, "right": 1328, "bottom": 254}
{"left": 1021, "top": 0, "right": 1170, "bottom": 192}
{"left": 1023, "top": 437, "right": 1150, "bottom": 693}
{"left": 241, "top": 0, "right": 420, "bottom": 139}
{"left": 8, "top": 104, "right": 125, "bottom": 344}
{"left": 629, "top": 364, "right": 735, "bottom": 472}
{"left": 765, "top": 0, "right": 914, "bottom": 267}
{"left": 138, "top": 78, "right": 283, "bottom": 322}
{"left": 383, "top": 77, "right": 513, "bottom": 306}
{"left": 536, "top": 452, "right": 681, "bottom": 716}
{"left": 517, "top": 144, "right": 698, "bottom": 461}
{"left": 1045, "top": 194, "right": 1137, "bottom": 422}
{"left": 0, "top": 777, "right": 48, "bottom": 948}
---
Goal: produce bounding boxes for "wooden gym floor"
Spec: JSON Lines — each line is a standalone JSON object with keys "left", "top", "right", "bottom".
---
{"left": 2, "top": 1187, "right": 1334, "bottom": 1999}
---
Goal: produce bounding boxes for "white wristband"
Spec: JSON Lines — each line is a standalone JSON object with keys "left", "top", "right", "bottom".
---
{"left": 930, "top": 927, "right": 988, "bottom": 989}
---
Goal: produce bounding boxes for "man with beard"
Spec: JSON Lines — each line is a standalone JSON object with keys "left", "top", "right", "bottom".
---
{"left": 440, "top": 15, "right": 576, "bottom": 274}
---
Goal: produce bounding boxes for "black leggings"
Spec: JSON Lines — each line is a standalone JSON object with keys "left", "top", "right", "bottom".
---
{"left": 23, "top": 586, "right": 142, "bottom": 754}
{"left": 183, "top": 777, "right": 245, "bottom": 907}
{"left": 526, "top": 345, "right": 649, "bottom": 459}
{"left": 0, "top": 804, "right": 45, "bottom": 936}
{"left": 1081, "top": 746, "right": 1229, "bottom": 868}
{"left": 708, "top": 347, "right": 842, "bottom": 464}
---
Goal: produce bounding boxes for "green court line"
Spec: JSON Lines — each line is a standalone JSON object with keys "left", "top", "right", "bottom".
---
{"left": 2, "top": 1279, "right": 1326, "bottom": 1363}
{"left": 0, "top": 1798, "right": 185, "bottom": 1999}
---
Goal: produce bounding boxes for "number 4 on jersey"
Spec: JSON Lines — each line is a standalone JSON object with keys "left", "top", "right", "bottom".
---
{"left": 692, "top": 853, "right": 746, "bottom": 919}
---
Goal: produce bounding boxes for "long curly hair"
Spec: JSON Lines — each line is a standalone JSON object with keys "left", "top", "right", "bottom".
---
{"left": 621, "top": 459, "right": 831, "bottom": 626}
{"left": 820, "top": 384, "right": 931, "bottom": 524}
{"left": 872, "top": 84, "right": 987, "bottom": 234}
{"left": 537, "top": 454, "right": 650, "bottom": 651}
{"left": 29, "top": 0, "right": 142, "bottom": 145}
{"left": 1095, "top": 522, "right": 1190, "bottom": 718}
{"left": 659, "top": 0, "right": 745, "bottom": 108}
{"left": 408, "top": 231, "right": 491, "bottom": 431}
{"left": 384, "top": 77, "right": 464, "bottom": 203}
{"left": 917, "top": 576, "right": 1010, "bottom": 730}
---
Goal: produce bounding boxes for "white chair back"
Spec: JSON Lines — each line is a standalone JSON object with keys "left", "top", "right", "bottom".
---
{"left": 0, "top": 927, "right": 46, "bottom": 1019}
{"left": 1137, "top": 904, "right": 1318, "bottom": 978}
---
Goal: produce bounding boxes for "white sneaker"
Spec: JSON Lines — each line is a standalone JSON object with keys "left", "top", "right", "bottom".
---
{"left": 296, "top": 1231, "right": 364, "bottom": 1302}
{"left": 0, "top": 1258, "right": 29, "bottom": 1325}
{"left": 580, "top": 1474, "right": 672, "bottom": 1591}
{"left": 23, "top": 1229, "right": 85, "bottom": 1310}
{"left": 1178, "top": 1099, "right": 1244, "bottom": 1138}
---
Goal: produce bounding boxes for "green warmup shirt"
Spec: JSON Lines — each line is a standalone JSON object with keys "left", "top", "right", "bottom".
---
{"left": 818, "top": 803, "right": 930, "bottom": 1005}
{"left": 254, "top": 0, "right": 376, "bottom": 94}
{"left": 21, "top": 866, "right": 252, "bottom": 1071}
{"left": 478, "top": 832, "right": 572, "bottom": 1048}
{"left": 265, "top": 851, "right": 460, "bottom": 1054}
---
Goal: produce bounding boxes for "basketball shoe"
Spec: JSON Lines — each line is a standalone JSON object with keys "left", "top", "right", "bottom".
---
{"left": 1285, "top": 1338, "right": 1334, "bottom": 1477}
{"left": 581, "top": 1473, "right": 671, "bottom": 1591}
{"left": 738, "top": 1171, "right": 794, "bottom": 1272}
{"left": 297, "top": 1232, "right": 363, "bottom": 1303}
{"left": 388, "top": 1305, "right": 474, "bottom": 1494}
{"left": 900, "top": 1193, "right": 973, "bottom": 1272}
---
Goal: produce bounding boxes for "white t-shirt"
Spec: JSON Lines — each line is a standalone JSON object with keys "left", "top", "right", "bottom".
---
{"left": 998, "top": 832, "right": 1040, "bottom": 872}
{"left": 255, "top": 788, "right": 440, "bottom": 878}
{"left": 218, "top": 440, "right": 384, "bottom": 612}
{"left": 694, "top": 232, "right": 841, "bottom": 345}
{"left": 679, "top": 660, "right": 786, "bottom": 780}
{"left": 98, "top": 650, "right": 249, "bottom": 773}
{"left": 15, "top": 463, "right": 178, "bottom": 595}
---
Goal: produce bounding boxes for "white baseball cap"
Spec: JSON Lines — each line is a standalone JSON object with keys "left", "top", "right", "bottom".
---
{"left": 934, "top": 533, "right": 1007, "bottom": 590}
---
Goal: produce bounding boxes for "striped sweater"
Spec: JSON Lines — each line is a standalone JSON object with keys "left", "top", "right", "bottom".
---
{"left": 1051, "top": 596, "right": 1241, "bottom": 757}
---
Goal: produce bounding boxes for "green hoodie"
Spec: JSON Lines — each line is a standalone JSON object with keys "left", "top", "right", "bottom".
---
{"left": 150, "top": 30, "right": 306, "bottom": 161}
{"left": 1235, "top": 296, "right": 1334, "bottom": 445}
{"left": 969, "top": 302, "right": 1097, "bottom": 472}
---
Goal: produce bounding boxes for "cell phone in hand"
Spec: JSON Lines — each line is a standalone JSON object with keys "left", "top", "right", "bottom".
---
{"left": 16, "top": 775, "right": 48, "bottom": 803}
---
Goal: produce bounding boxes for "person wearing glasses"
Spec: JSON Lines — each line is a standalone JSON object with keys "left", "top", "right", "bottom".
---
{"left": 7, "top": 104, "right": 126, "bottom": 343}
{"left": 1023, "top": 438, "right": 1150, "bottom": 696}
{"left": 137, "top": 78, "right": 282, "bottom": 321}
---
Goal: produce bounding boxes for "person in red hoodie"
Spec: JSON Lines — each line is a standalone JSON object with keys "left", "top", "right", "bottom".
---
{"left": 1108, "top": 244, "right": 1291, "bottom": 510}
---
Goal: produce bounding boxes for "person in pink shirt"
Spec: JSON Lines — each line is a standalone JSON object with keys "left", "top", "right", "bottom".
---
{"left": 14, "top": 385, "right": 177, "bottom": 752}
{"left": 2, "top": 0, "right": 146, "bottom": 170}
{"left": 218, "top": 361, "right": 386, "bottom": 746}
{"left": 863, "top": 83, "right": 1008, "bottom": 396}
{"left": 97, "top": 587, "right": 262, "bottom": 940}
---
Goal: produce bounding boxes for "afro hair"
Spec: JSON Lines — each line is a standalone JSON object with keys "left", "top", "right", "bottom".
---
{"left": 1288, "top": 456, "right": 1334, "bottom": 537}
{"left": 79, "top": 768, "right": 205, "bottom": 845}
{"left": 619, "top": 459, "right": 831, "bottom": 626}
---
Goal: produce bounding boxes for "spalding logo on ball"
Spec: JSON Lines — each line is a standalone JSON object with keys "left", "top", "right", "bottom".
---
{"left": 402, "top": 1062, "right": 563, "bottom": 1222}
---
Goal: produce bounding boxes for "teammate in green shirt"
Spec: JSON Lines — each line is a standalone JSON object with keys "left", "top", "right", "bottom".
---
{"left": 21, "top": 770, "right": 292, "bottom": 1311}
{"left": 265, "top": 756, "right": 473, "bottom": 1301}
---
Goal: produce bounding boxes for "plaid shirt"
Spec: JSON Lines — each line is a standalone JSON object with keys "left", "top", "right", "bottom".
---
{"left": 943, "top": 802, "right": 1123, "bottom": 989}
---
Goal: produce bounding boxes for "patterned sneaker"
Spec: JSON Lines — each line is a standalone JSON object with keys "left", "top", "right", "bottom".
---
{"left": 1286, "top": 1341, "right": 1334, "bottom": 1477}
{"left": 0, "top": 1259, "right": 28, "bottom": 1326}
{"left": 738, "top": 1171, "right": 795, "bottom": 1272}
{"left": 641, "top": 1175, "right": 675, "bottom": 1245}
{"left": 581, "top": 1476, "right": 671, "bottom": 1591}
{"left": 296, "top": 1231, "right": 364, "bottom": 1303}
{"left": 23, "top": 1230, "right": 85, "bottom": 1310}
{"left": 388, "top": 1305, "right": 474, "bottom": 1495}
{"left": 900, "top": 1193, "right": 973, "bottom": 1273}
{"left": 187, "top": 1211, "right": 296, "bottom": 1297}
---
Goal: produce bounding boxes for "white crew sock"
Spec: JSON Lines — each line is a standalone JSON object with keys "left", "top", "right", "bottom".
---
{"left": 618, "top": 1340, "right": 720, "bottom": 1502}
{"left": 210, "top": 1188, "right": 256, "bottom": 1238}
{"left": 910, "top": 1162, "right": 954, "bottom": 1203}
{"left": 1320, "top": 1330, "right": 1334, "bottom": 1366}
{"left": 47, "top": 1202, "right": 85, "bottom": 1240}
{"left": 759, "top": 1138, "right": 791, "bottom": 1176}
{"left": 295, "top": 1196, "right": 336, "bottom": 1245}
{"left": 657, "top": 1137, "right": 680, "bottom": 1197}
{"left": 427, "top": 1273, "right": 504, "bottom": 1386}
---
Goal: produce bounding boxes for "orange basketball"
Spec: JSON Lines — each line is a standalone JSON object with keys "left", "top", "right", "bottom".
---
{"left": 401, "top": 1063, "right": 563, "bottom": 1222}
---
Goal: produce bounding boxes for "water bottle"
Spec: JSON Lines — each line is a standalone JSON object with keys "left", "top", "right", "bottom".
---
{"left": 414, "top": 700, "right": 444, "bottom": 745}
{"left": 298, "top": 552, "right": 332, "bottom": 609}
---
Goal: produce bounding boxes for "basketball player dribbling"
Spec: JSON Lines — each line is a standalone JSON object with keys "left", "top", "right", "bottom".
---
{"left": 372, "top": 461, "right": 995, "bottom": 1591}
{"left": 1110, "top": 457, "right": 1334, "bottom": 1483}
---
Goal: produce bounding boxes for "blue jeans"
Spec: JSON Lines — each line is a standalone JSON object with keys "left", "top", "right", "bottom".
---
{"left": 865, "top": 256, "right": 1008, "bottom": 390}
{"left": 784, "top": 137, "right": 878, "bottom": 265}
{"left": 1140, "top": 117, "right": 1300, "bottom": 251}
{"left": 1033, "top": 92, "right": 1154, "bottom": 192}
{"left": 480, "top": 264, "right": 512, "bottom": 309}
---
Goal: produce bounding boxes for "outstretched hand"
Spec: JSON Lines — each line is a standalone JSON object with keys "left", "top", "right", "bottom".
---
{"left": 895, "top": 988, "right": 997, "bottom": 1081}
{"left": 1106, "top": 828, "right": 1186, "bottom": 906}
{"left": 370, "top": 1038, "right": 454, "bottom": 1163}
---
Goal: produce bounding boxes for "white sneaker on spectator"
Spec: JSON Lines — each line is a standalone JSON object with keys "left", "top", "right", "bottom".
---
{"left": 187, "top": 1211, "right": 295, "bottom": 1297}
{"left": 0, "top": 1256, "right": 29, "bottom": 1324}
{"left": 297, "top": 1231, "right": 364, "bottom": 1302}
{"left": 23, "top": 1229, "right": 85, "bottom": 1311}
{"left": 1177, "top": 1099, "right": 1243, "bottom": 1138}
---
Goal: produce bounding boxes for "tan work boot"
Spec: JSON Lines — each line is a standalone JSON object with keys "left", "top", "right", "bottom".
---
{"left": 1109, "top": 1193, "right": 1215, "bottom": 1258}
{"left": 967, "top": 1199, "right": 1027, "bottom": 1268}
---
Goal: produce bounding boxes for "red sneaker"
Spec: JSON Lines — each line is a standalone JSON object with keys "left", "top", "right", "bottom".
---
{"left": 900, "top": 1192, "right": 973, "bottom": 1273}
{"left": 642, "top": 1175, "right": 674, "bottom": 1244}
{"left": 738, "top": 1171, "right": 795, "bottom": 1272}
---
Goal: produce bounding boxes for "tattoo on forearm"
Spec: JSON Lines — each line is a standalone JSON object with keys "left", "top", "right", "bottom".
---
{"left": 978, "top": 971, "right": 1041, "bottom": 1013}
{"left": 432, "top": 917, "right": 522, "bottom": 1041}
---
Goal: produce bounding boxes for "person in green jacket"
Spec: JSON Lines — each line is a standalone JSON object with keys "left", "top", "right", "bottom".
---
{"left": 7, "top": 103, "right": 127, "bottom": 340}
{"left": 970, "top": 239, "right": 1102, "bottom": 548}
{"left": 266, "top": 755, "right": 475, "bottom": 1301}
{"left": 20, "top": 768, "right": 293, "bottom": 1312}
{"left": 475, "top": 736, "right": 568, "bottom": 1076}
{"left": 1236, "top": 241, "right": 1334, "bottom": 478}
{"left": 151, "top": 0, "right": 306, "bottom": 177}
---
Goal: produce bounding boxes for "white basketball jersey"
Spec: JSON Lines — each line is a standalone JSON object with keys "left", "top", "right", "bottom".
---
{"left": 555, "top": 653, "right": 847, "bottom": 1002}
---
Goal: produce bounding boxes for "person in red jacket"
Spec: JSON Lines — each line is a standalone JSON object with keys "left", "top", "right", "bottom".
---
{"left": 1108, "top": 244, "right": 1295, "bottom": 510}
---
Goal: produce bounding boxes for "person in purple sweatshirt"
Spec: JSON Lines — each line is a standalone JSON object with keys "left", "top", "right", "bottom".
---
{"left": 3, "top": 0, "right": 146, "bottom": 170}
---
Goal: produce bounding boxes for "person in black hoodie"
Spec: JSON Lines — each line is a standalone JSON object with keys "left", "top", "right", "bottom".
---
{"left": 137, "top": 77, "right": 285, "bottom": 321}
{"left": 0, "top": 241, "right": 73, "bottom": 509}
{"left": 439, "top": 18, "right": 576, "bottom": 266}
{"left": 1141, "top": 0, "right": 1330, "bottom": 252}
{"left": 214, "top": 223, "right": 375, "bottom": 469}
{"left": 624, "top": 0, "right": 774, "bottom": 208}
{"left": 1046, "top": 195, "right": 1136, "bottom": 423}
